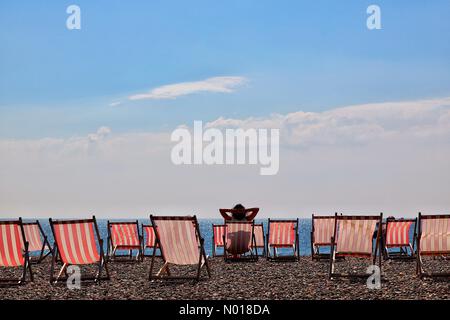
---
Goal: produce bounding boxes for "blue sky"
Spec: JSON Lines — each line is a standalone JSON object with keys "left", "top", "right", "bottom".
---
{"left": 1, "top": 0, "right": 450, "bottom": 138}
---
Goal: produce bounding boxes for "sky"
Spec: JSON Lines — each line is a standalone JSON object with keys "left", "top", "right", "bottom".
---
{"left": 0, "top": 1, "right": 449, "bottom": 218}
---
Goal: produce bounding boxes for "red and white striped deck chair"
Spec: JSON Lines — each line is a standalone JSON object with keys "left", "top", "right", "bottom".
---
{"left": 142, "top": 224, "right": 160, "bottom": 257}
{"left": 49, "top": 216, "right": 109, "bottom": 284}
{"left": 383, "top": 218, "right": 416, "bottom": 260}
{"left": 267, "top": 219, "right": 299, "bottom": 261}
{"left": 107, "top": 220, "right": 142, "bottom": 261}
{"left": 224, "top": 221, "right": 258, "bottom": 262}
{"left": 22, "top": 221, "right": 51, "bottom": 263}
{"left": 149, "top": 215, "right": 210, "bottom": 281}
{"left": 212, "top": 224, "right": 225, "bottom": 257}
{"left": 416, "top": 213, "right": 450, "bottom": 278}
{"left": 311, "top": 214, "right": 336, "bottom": 261}
{"left": 252, "top": 224, "right": 266, "bottom": 256}
{"left": 329, "top": 213, "right": 383, "bottom": 279}
{"left": 0, "top": 218, "right": 33, "bottom": 285}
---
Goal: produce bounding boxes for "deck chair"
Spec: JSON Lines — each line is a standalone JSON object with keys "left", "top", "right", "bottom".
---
{"left": 224, "top": 221, "right": 258, "bottom": 262}
{"left": 416, "top": 213, "right": 450, "bottom": 278}
{"left": 311, "top": 214, "right": 336, "bottom": 261}
{"left": 212, "top": 224, "right": 225, "bottom": 257}
{"left": 329, "top": 213, "right": 383, "bottom": 279}
{"left": 23, "top": 221, "right": 52, "bottom": 264}
{"left": 107, "top": 220, "right": 142, "bottom": 262}
{"left": 383, "top": 218, "right": 416, "bottom": 260}
{"left": 149, "top": 215, "right": 210, "bottom": 281}
{"left": 142, "top": 224, "right": 160, "bottom": 257}
{"left": 49, "top": 216, "right": 109, "bottom": 284}
{"left": 267, "top": 219, "right": 299, "bottom": 261}
{"left": 0, "top": 218, "right": 33, "bottom": 285}
{"left": 252, "top": 224, "right": 266, "bottom": 256}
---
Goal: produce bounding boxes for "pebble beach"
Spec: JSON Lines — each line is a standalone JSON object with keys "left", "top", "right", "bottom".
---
{"left": 0, "top": 256, "right": 448, "bottom": 300}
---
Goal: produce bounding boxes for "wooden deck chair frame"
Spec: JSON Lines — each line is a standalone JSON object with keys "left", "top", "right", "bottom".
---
{"left": 49, "top": 216, "right": 110, "bottom": 284}
{"left": 416, "top": 212, "right": 450, "bottom": 278}
{"left": 23, "top": 220, "right": 52, "bottom": 264}
{"left": 382, "top": 218, "right": 417, "bottom": 260}
{"left": 106, "top": 220, "right": 143, "bottom": 262}
{"left": 224, "top": 220, "right": 258, "bottom": 262}
{"left": 252, "top": 223, "right": 266, "bottom": 257}
{"left": 149, "top": 215, "right": 211, "bottom": 281}
{"left": 141, "top": 224, "right": 160, "bottom": 257}
{"left": 0, "top": 218, "right": 33, "bottom": 285}
{"left": 329, "top": 213, "right": 383, "bottom": 279}
{"left": 311, "top": 214, "right": 337, "bottom": 261}
{"left": 212, "top": 224, "right": 225, "bottom": 257}
{"left": 266, "top": 219, "right": 300, "bottom": 262}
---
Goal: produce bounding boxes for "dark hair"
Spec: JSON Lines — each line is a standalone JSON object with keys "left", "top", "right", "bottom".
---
{"left": 232, "top": 204, "right": 246, "bottom": 220}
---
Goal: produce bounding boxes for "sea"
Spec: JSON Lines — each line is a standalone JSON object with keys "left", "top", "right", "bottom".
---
{"left": 26, "top": 218, "right": 316, "bottom": 257}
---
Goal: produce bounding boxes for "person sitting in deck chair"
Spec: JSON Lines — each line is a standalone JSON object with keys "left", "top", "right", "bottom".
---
{"left": 220, "top": 204, "right": 259, "bottom": 222}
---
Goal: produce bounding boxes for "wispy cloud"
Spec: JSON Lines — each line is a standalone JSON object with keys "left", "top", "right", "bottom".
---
{"left": 128, "top": 76, "right": 247, "bottom": 101}
{"left": 109, "top": 101, "right": 121, "bottom": 107}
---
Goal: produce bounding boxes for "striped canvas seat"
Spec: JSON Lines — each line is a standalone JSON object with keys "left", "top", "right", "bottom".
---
{"left": 213, "top": 225, "right": 225, "bottom": 247}
{"left": 153, "top": 218, "right": 201, "bottom": 265}
{"left": 419, "top": 216, "right": 450, "bottom": 255}
{"left": 268, "top": 221, "right": 296, "bottom": 247}
{"left": 335, "top": 219, "right": 378, "bottom": 256}
{"left": 225, "top": 222, "right": 253, "bottom": 255}
{"left": 212, "top": 224, "right": 225, "bottom": 257}
{"left": 49, "top": 217, "right": 109, "bottom": 283}
{"left": 417, "top": 213, "right": 450, "bottom": 278}
{"left": 311, "top": 215, "right": 336, "bottom": 260}
{"left": 23, "top": 223, "right": 44, "bottom": 252}
{"left": 385, "top": 220, "right": 414, "bottom": 247}
{"left": 329, "top": 214, "right": 383, "bottom": 279}
{"left": 52, "top": 220, "right": 100, "bottom": 265}
{"left": 109, "top": 222, "right": 141, "bottom": 249}
{"left": 0, "top": 219, "right": 33, "bottom": 284}
{"left": 0, "top": 222, "right": 25, "bottom": 267}
{"left": 22, "top": 221, "right": 51, "bottom": 263}
{"left": 254, "top": 224, "right": 265, "bottom": 248}
{"left": 149, "top": 216, "right": 210, "bottom": 281}
{"left": 267, "top": 219, "right": 299, "bottom": 261}
{"left": 312, "top": 217, "right": 335, "bottom": 246}
{"left": 143, "top": 225, "right": 157, "bottom": 248}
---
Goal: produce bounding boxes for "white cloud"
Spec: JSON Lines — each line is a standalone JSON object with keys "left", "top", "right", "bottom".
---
{"left": 205, "top": 97, "right": 450, "bottom": 147}
{"left": 128, "top": 76, "right": 247, "bottom": 100}
{"left": 109, "top": 101, "right": 121, "bottom": 107}
{"left": 1, "top": 97, "right": 450, "bottom": 218}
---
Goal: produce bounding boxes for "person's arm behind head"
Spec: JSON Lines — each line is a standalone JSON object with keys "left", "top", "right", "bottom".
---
{"left": 245, "top": 208, "right": 259, "bottom": 221}
{"left": 219, "top": 208, "right": 233, "bottom": 221}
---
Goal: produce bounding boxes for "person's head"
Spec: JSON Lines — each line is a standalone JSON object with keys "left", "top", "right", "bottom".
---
{"left": 232, "top": 203, "right": 246, "bottom": 220}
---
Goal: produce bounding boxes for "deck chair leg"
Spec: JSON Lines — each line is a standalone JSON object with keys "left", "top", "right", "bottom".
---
{"left": 27, "top": 259, "right": 34, "bottom": 282}
{"left": 56, "top": 263, "right": 68, "bottom": 283}
{"left": 156, "top": 262, "right": 170, "bottom": 276}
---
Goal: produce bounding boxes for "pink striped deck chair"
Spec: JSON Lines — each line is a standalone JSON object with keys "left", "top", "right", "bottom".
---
{"left": 383, "top": 218, "right": 416, "bottom": 260}
{"left": 49, "top": 216, "right": 109, "bottom": 284}
{"left": 329, "top": 213, "right": 383, "bottom": 279}
{"left": 22, "top": 221, "right": 51, "bottom": 263}
{"left": 267, "top": 219, "right": 299, "bottom": 261}
{"left": 311, "top": 214, "right": 336, "bottom": 261}
{"left": 142, "top": 224, "right": 160, "bottom": 257}
{"left": 252, "top": 224, "right": 266, "bottom": 256}
{"left": 149, "top": 215, "right": 210, "bottom": 281}
{"left": 416, "top": 213, "right": 450, "bottom": 278}
{"left": 224, "top": 221, "right": 258, "bottom": 262}
{"left": 107, "top": 220, "right": 142, "bottom": 262}
{"left": 0, "top": 218, "right": 33, "bottom": 285}
{"left": 212, "top": 224, "right": 225, "bottom": 257}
